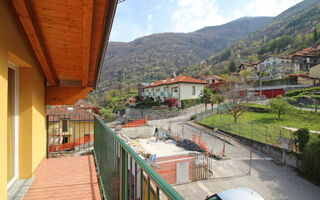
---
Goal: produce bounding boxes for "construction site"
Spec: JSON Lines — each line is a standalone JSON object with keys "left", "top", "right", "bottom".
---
{"left": 113, "top": 117, "right": 229, "bottom": 185}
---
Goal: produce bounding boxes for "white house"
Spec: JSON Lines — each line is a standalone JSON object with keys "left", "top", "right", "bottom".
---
{"left": 257, "top": 56, "right": 294, "bottom": 79}
{"left": 142, "top": 75, "right": 206, "bottom": 107}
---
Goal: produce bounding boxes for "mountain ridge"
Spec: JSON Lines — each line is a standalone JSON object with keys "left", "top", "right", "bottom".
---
{"left": 98, "top": 16, "right": 273, "bottom": 93}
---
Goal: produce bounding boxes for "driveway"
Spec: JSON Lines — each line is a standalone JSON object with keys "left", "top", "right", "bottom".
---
{"left": 148, "top": 105, "right": 320, "bottom": 200}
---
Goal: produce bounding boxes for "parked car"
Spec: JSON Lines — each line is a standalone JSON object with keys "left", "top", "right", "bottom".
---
{"left": 205, "top": 188, "right": 264, "bottom": 200}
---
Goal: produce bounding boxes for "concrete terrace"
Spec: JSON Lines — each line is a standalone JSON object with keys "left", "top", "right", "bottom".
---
{"left": 22, "top": 155, "right": 100, "bottom": 200}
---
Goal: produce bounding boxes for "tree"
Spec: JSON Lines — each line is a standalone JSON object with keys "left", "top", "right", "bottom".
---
{"left": 201, "top": 88, "right": 213, "bottom": 112}
{"left": 99, "top": 108, "right": 116, "bottom": 122}
{"left": 223, "top": 65, "right": 229, "bottom": 74}
{"left": 293, "top": 128, "right": 310, "bottom": 152}
{"left": 228, "top": 60, "right": 237, "bottom": 72}
{"left": 239, "top": 69, "right": 252, "bottom": 82}
{"left": 269, "top": 95, "right": 292, "bottom": 120}
{"left": 164, "top": 98, "right": 178, "bottom": 110}
{"left": 221, "top": 77, "right": 247, "bottom": 123}
{"left": 314, "top": 26, "right": 318, "bottom": 42}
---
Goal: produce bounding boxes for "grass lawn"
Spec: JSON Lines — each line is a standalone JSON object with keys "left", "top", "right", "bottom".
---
{"left": 197, "top": 110, "right": 320, "bottom": 145}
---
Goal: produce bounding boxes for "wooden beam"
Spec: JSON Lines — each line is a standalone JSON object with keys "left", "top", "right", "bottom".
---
{"left": 12, "top": 0, "right": 57, "bottom": 86}
{"left": 46, "top": 87, "right": 92, "bottom": 105}
{"left": 82, "top": 0, "right": 94, "bottom": 87}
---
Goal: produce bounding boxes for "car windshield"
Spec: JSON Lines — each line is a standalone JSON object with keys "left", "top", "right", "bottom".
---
{"left": 207, "top": 194, "right": 222, "bottom": 200}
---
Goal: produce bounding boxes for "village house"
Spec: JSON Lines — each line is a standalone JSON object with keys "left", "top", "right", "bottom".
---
{"left": 142, "top": 75, "right": 206, "bottom": 107}
{"left": 238, "top": 62, "right": 259, "bottom": 81}
{"left": 47, "top": 106, "right": 94, "bottom": 152}
{"left": 256, "top": 56, "right": 294, "bottom": 79}
{"left": 198, "top": 75, "right": 224, "bottom": 86}
{"left": 291, "top": 46, "right": 320, "bottom": 73}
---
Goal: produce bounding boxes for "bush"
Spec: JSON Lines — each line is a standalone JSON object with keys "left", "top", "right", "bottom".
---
{"left": 253, "top": 78, "right": 290, "bottom": 87}
{"left": 164, "top": 98, "right": 178, "bottom": 109}
{"left": 300, "top": 138, "right": 320, "bottom": 185}
{"left": 99, "top": 108, "right": 116, "bottom": 122}
{"left": 294, "top": 128, "right": 310, "bottom": 152}
{"left": 285, "top": 87, "right": 320, "bottom": 97}
{"left": 181, "top": 98, "right": 200, "bottom": 109}
{"left": 243, "top": 103, "right": 269, "bottom": 113}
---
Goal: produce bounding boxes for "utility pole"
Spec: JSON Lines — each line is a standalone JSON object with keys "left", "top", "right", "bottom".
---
{"left": 118, "top": 71, "right": 122, "bottom": 98}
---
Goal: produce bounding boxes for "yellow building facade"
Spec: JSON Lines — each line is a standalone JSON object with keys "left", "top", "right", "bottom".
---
{"left": 0, "top": 0, "right": 46, "bottom": 197}
{"left": 1, "top": 0, "right": 116, "bottom": 198}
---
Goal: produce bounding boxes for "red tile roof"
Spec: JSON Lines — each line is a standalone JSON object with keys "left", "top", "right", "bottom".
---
{"left": 47, "top": 106, "right": 94, "bottom": 121}
{"left": 144, "top": 75, "right": 206, "bottom": 88}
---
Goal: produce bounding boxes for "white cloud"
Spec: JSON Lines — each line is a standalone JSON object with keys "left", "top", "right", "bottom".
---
{"left": 171, "top": 0, "right": 230, "bottom": 32}
{"left": 244, "top": 0, "right": 303, "bottom": 16}
{"left": 146, "top": 14, "right": 153, "bottom": 35}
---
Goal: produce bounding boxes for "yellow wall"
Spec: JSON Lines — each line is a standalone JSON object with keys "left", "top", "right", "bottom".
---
{"left": 298, "top": 77, "right": 314, "bottom": 85}
{"left": 310, "top": 64, "right": 320, "bottom": 79}
{"left": 48, "top": 120, "right": 94, "bottom": 142}
{"left": 0, "top": 1, "right": 46, "bottom": 199}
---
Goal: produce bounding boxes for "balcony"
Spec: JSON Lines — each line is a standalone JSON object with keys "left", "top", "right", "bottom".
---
{"left": 94, "top": 115, "right": 183, "bottom": 199}
{"left": 18, "top": 114, "right": 183, "bottom": 200}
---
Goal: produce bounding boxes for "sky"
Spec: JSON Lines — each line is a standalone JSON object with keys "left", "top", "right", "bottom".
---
{"left": 109, "top": 0, "right": 303, "bottom": 42}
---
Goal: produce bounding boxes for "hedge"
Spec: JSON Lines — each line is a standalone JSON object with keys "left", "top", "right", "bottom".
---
{"left": 253, "top": 78, "right": 290, "bottom": 87}
{"left": 181, "top": 98, "right": 200, "bottom": 109}
{"left": 285, "top": 87, "right": 320, "bottom": 97}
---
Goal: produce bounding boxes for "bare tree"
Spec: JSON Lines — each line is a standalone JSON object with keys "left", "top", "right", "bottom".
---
{"left": 220, "top": 76, "right": 248, "bottom": 123}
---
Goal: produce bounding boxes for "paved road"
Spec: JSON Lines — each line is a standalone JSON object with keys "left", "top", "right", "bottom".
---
{"left": 149, "top": 106, "right": 320, "bottom": 200}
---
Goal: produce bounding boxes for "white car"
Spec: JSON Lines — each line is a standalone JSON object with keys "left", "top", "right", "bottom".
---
{"left": 205, "top": 188, "right": 264, "bottom": 200}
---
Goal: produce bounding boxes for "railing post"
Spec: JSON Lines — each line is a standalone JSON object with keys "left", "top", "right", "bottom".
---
{"left": 46, "top": 115, "right": 49, "bottom": 159}
{"left": 121, "top": 147, "right": 128, "bottom": 200}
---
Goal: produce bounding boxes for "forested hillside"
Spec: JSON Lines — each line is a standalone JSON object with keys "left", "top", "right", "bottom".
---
{"left": 182, "top": 0, "right": 320, "bottom": 76}
{"left": 97, "top": 17, "right": 272, "bottom": 94}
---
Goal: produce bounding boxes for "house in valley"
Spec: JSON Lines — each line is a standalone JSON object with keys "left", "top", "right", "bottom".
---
{"left": 291, "top": 46, "right": 320, "bottom": 73}
{"left": 47, "top": 106, "right": 94, "bottom": 152}
{"left": 142, "top": 75, "right": 206, "bottom": 107}
{"left": 256, "top": 56, "right": 294, "bottom": 79}
{"left": 198, "top": 75, "right": 224, "bottom": 86}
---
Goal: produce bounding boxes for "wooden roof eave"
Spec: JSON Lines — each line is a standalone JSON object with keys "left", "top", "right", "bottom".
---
{"left": 93, "top": 0, "right": 118, "bottom": 89}
{"left": 11, "top": 0, "right": 118, "bottom": 105}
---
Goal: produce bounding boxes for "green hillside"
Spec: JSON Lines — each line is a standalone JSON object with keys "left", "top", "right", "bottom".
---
{"left": 97, "top": 17, "right": 272, "bottom": 94}
{"left": 182, "top": 0, "right": 320, "bottom": 76}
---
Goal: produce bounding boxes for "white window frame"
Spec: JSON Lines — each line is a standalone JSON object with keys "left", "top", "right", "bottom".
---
{"left": 7, "top": 62, "right": 19, "bottom": 189}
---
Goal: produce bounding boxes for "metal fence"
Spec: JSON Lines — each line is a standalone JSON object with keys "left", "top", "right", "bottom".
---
{"left": 197, "top": 116, "right": 295, "bottom": 149}
{"left": 94, "top": 115, "right": 184, "bottom": 200}
{"left": 46, "top": 113, "right": 94, "bottom": 158}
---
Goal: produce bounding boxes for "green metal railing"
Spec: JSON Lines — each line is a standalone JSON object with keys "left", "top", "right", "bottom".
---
{"left": 94, "top": 115, "right": 184, "bottom": 200}
{"left": 160, "top": 91, "right": 164, "bottom": 97}
{"left": 167, "top": 92, "right": 172, "bottom": 97}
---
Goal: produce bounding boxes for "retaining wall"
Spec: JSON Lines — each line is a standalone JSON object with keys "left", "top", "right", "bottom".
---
{"left": 198, "top": 123, "right": 299, "bottom": 168}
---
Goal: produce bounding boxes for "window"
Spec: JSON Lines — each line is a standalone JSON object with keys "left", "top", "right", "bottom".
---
{"left": 192, "top": 86, "right": 196, "bottom": 95}
{"left": 62, "top": 120, "right": 68, "bottom": 132}
{"left": 62, "top": 137, "right": 68, "bottom": 144}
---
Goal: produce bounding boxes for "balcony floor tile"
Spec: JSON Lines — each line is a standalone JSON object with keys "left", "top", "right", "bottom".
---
{"left": 23, "top": 155, "right": 100, "bottom": 200}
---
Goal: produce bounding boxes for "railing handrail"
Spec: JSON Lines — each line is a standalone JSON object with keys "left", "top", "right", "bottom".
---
{"left": 94, "top": 115, "right": 184, "bottom": 200}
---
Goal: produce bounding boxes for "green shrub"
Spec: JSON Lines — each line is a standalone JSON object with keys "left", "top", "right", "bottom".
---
{"left": 253, "top": 78, "right": 290, "bottom": 87}
{"left": 99, "top": 108, "right": 116, "bottom": 122}
{"left": 243, "top": 103, "right": 269, "bottom": 113}
{"left": 294, "top": 128, "right": 310, "bottom": 152}
{"left": 285, "top": 87, "right": 320, "bottom": 97}
{"left": 301, "top": 138, "right": 320, "bottom": 184}
{"left": 181, "top": 98, "right": 200, "bottom": 109}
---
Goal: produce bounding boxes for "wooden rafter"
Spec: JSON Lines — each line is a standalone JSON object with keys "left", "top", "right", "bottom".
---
{"left": 12, "top": 0, "right": 56, "bottom": 86}
{"left": 82, "top": 0, "right": 94, "bottom": 87}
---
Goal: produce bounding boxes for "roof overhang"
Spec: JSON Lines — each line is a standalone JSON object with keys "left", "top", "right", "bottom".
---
{"left": 11, "top": 0, "right": 118, "bottom": 105}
